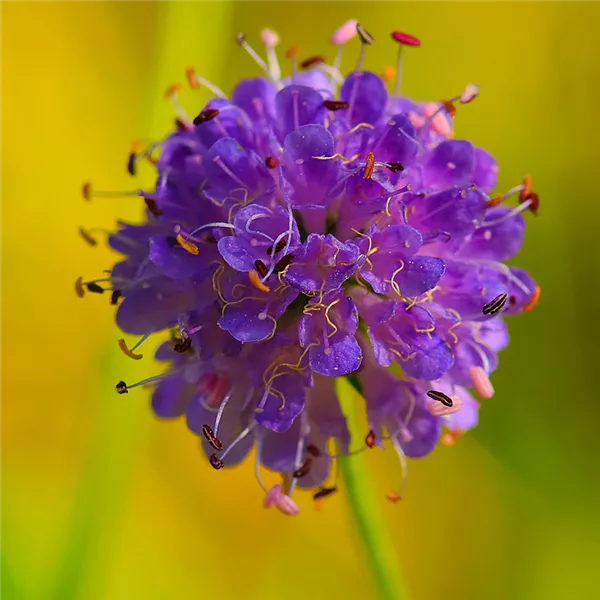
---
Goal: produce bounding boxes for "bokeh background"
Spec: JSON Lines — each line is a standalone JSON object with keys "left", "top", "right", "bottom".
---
{"left": 3, "top": 2, "right": 600, "bottom": 599}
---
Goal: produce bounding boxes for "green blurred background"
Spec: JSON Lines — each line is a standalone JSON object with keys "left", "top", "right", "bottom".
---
{"left": 2, "top": 2, "right": 599, "bottom": 599}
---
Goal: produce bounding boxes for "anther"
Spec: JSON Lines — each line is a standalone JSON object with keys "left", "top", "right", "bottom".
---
{"left": 82, "top": 182, "right": 92, "bottom": 201}
{"left": 264, "top": 483, "right": 282, "bottom": 508}
{"left": 185, "top": 65, "right": 199, "bottom": 89}
{"left": 202, "top": 424, "right": 224, "bottom": 451}
{"left": 254, "top": 259, "right": 269, "bottom": 278}
{"left": 306, "top": 444, "right": 321, "bottom": 457}
{"left": 469, "top": 366, "right": 495, "bottom": 399}
{"left": 390, "top": 31, "right": 421, "bottom": 96}
{"left": 75, "top": 276, "right": 85, "bottom": 298}
{"left": 176, "top": 233, "right": 199, "bottom": 256}
{"left": 331, "top": 19, "right": 359, "bottom": 73}
{"left": 313, "top": 486, "right": 337, "bottom": 500}
{"left": 193, "top": 108, "right": 219, "bottom": 125}
{"left": 265, "top": 156, "right": 278, "bottom": 169}
{"left": 165, "top": 83, "right": 181, "bottom": 99}
{"left": 86, "top": 282, "right": 104, "bottom": 294}
{"left": 440, "top": 99, "right": 457, "bottom": 118}
{"left": 174, "top": 118, "right": 188, "bottom": 131}
{"left": 127, "top": 151, "right": 137, "bottom": 176}
{"left": 355, "top": 23, "right": 374, "bottom": 72}
{"left": 426, "top": 390, "right": 453, "bottom": 407}
{"left": 365, "top": 429, "right": 376, "bottom": 448}
{"left": 293, "top": 457, "right": 312, "bottom": 479}
{"left": 300, "top": 55, "right": 325, "bottom": 69}
{"left": 482, "top": 292, "right": 508, "bottom": 316}
{"left": 81, "top": 182, "right": 139, "bottom": 201}
{"left": 249, "top": 269, "right": 271, "bottom": 292}
{"left": 427, "top": 395, "right": 463, "bottom": 417}
{"left": 118, "top": 338, "right": 143, "bottom": 360}
{"left": 209, "top": 453, "right": 224, "bottom": 470}
{"left": 274, "top": 493, "right": 300, "bottom": 516}
{"left": 323, "top": 100, "right": 350, "bottom": 111}
{"left": 274, "top": 254, "right": 293, "bottom": 272}
{"left": 173, "top": 337, "right": 192, "bottom": 353}
{"left": 522, "top": 285, "right": 541, "bottom": 313}
{"left": 487, "top": 194, "right": 503, "bottom": 209}
{"left": 522, "top": 191, "right": 539, "bottom": 216}
{"left": 385, "top": 161, "right": 404, "bottom": 173}
{"left": 386, "top": 491, "right": 402, "bottom": 503}
{"left": 111, "top": 290, "right": 122, "bottom": 305}
{"left": 460, "top": 83, "right": 480, "bottom": 104}
{"left": 285, "top": 46, "right": 299, "bottom": 59}
{"left": 363, "top": 152, "right": 375, "bottom": 179}
{"left": 144, "top": 197, "right": 164, "bottom": 217}
{"left": 382, "top": 66, "right": 396, "bottom": 83}
{"left": 79, "top": 226, "right": 98, "bottom": 247}
{"left": 116, "top": 381, "right": 128, "bottom": 395}
{"left": 267, "top": 238, "right": 287, "bottom": 255}
{"left": 236, "top": 32, "right": 270, "bottom": 75}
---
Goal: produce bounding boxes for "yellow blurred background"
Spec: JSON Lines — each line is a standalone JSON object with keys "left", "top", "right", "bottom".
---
{"left": 2, "top": 2, "right": 600, "bottom": 599}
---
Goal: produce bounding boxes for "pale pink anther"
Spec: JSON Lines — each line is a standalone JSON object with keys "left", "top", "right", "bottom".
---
{"left": 331, "top": 19, "right": 359, "bottom": 45}
{"left": 422, "top": 102, "right": 453, "bottom": 137}
{"left": 274, "top": 493, "right": 300, "bottom": 516}
{"left": 261, "top": 28, "right": 280, "bottom": 48}
{"left": 470, "top": 366, "right": 495, "bottom": 399}
{"left": 391, "top": 31, "right": 421, "bottom": 47}
{"left": 400, "top": 426, "right": 413, "bottom": 443}
{"left": 460, "top": 83, "right": 480, "bottom": 104}
{"left": 427, "top": 396, "right": 463, "bottom": 417}
{"left": 263, "top": 483, "right": 282, "bottom": 508}
{"left": 408, "top": 111, "right": 425, "bottom": 129}
{"left": 197, "top": 373, "right": 230, "bottom": 409}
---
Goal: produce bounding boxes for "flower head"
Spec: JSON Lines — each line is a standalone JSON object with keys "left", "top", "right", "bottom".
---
{"left": 80, "top": 23, "right": 539, "bottom": 514}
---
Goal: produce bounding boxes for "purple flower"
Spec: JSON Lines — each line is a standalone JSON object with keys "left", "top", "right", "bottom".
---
{"left": 80, "top": 24, "right": 540, "bottom": 515}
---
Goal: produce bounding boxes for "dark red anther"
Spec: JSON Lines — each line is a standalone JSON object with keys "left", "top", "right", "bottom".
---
{"left": 323, "top": 100, "right": 350, "bottom": 111}
{"left": 363, "top": 152, "right": 375, "bottom": 179}
{"left": 173, "top": 337, "right": 192, "bottom": 353}
{"left": 111, "top": 290, "right": 122, "bottom": 305}
{"left": 86, "top": 282, "right": 105, "bottom": 294}
{"left": 116, "top": 381, "right": 128, "bottom": 395}
{"left": 265, "top": 156, "right": 278, "bottom": 169}
{"left": 144, "top": 197, "right": 164, "bottom": 217}
{"left": 293, "top": 458, "right": 313, "bottom": 479}
{"left": 209, "top": 453, "right": 224, "bottom": 470}
{"left": 202, "top": 424, "right": 223, "bottom": 451}
{"left": 267, "top": 238, "right": 287, "bottom": 255}
{"left": 313, "top": 486, "right": 337, "bottom": 500}
{"left": 254, "top": 259, "right": 268, "bottom": 278}
{"left": 390, "top": 31, "right": 421, "bottom": 47}
{"left": 523, "top": 192, "right": 539, "bottom": 216}
{"left": 306, "top": 444, "right": 321, "bottom": 457}
{"left": 441, "top": 99, "right": 457, "bottom": 118}
{"left": 127, "top": 152, "right": 137, "bottom": 176}
{"left": 365, "top": 429, "right": 376, "bottom": 448}
{"left": 274, "top": 254, "right": 294, "bottom": 272}
{"left": 82, "top": 182, "right": 92, "bottom": 201}
{"left": 386, "top": 162, "right": 404, "bottom": 173}
{"left": 174, "top": 118, "right": 188, "bottom": 131}
{"left": 300, "top": 55, "right": 325, "bottom": 69}
{"left": 193, "top": 108, "right": 219, "bottom": 125}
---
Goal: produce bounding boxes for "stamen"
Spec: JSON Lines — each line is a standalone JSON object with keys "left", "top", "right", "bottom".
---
{"left": 365, "top": 429, "right": 376, "bottom": 448}
{"left": 209, "top": 454, "right": 224, "bottom": 470}
{"left": 165, "top": 84, "right": 193, "bottom": 127}
{"left": 237, "top": 32, "right": 270, "bottom": 74}
{"left": 185, "top": 66, "right": 228, "bottom": 98}
{"left": 519, "top": 175, "right": 532, "bottom": 203}
{"left": 78, "top": 226, "right": 98, "bottom": 247}
{"left": 293, "top": 457, "right": 312, "bottom": 479}
{"left": 426, "top": 389, "right": 453, "bottom": 407}
{"left": 193, "top": 108, "right": 219, "bottom": 125}
{"left": 175, "top": 233, "right": 199, "bottom": 256}
{"left": 440, "top": 99, "right": 457, "bottom": 118}
{"left": 300, "top": 55, "right": 325, "bottom": 69}
{"left": 111, "top": 290, "right": 122, "bottom": 305}
{"left": 522, "top": 285, "right": 541, "bottom": 313}
{"left": 249, "top": 270, "right": 270, "bottom": 292}
{"left": 390, "top": 31, "right": 421, "bottom": 96}
{"left": 381, "top": 65, "right": 396, "bottom": 83}
{"left": 117, "top": 338, "right": 143, "bottom": 360}
{"left": 387, "top": 434, "right": 408, "bottom": 502}
{"left": 482, "top": 292, "right": 508, "bottom": 316}
{"left": 261, "top": 28, "right": 282, "bottom": 82}
{"left": 385, "top": 161, "right": 404, "bottom": 173}
{"left": 274, "top": 493, "right": 300, "bottom": 516}
{"left": 213, "top": 389, "right": 233, "bottom": 439}
{"left": 274, "top": 254, "right": 293, "bottom": 273}
{"left": 313, "top": 486, "right": 337, "bottom": 500}
{"left": 460, "top": 83, "right": 480, "bottom": 104}
{"left": 522, "top": 192, "right": 539, "bottom": 216}
{"left": 81, "top": 182, "right": 139, "bottom": 201}
{"left": 144, "top": 197, "right": 164, "bottom": 217}
{"left": 266, "top": 238, "right": 287, "bottom": 255}
{"left": 127, "top": 151, "right": 137, "bottom": 176}
{"left": 116, "top": 381, "right": 128, "bottom": 395}
{"left": 254, "top": 259, "right": 269, "bottom": 278}
{"left": 75, "top": 277, "right": 85, "bottom": 298}
{"left": 264, "top": 483, "right": 282, "bottom": 508}
{"left": 265, "top": 156, "right": 278, "bottom": 169}
{"left": 355, "top": 23, "right": 374, "bottom": 72}
{"left": 323, "top": 100, "right": 350, "bottom": 111}
{"left": 363, "top": 152, "right": 375, "bottom": 179}
{"left": 469, "top": 366, "right": 495, "bottom": 399}
{"left": 306, "top": 444, "right": 321, "bottom": 457}
{"left": 86, "top": 282, "right": 104, "bottom": 294}
{"left": 487, "top": 194, "right": 503, "bottom": 209}
{"left": 331, "top": 19, "right": 359, "bottom": 72}
{"left": 115, "top": 372, "right": 173, "bottom": 395}
{"left": 202, "top": 424, "right": 223, "bottom": 451}
{"left": 285, "top": 46, "right": 299, "bottom": 80}
{"left": 427, "top": 395, "right": 463, "bottom": 417}
{"left": 173, "top": 337, "right": 192, "bottom": 353}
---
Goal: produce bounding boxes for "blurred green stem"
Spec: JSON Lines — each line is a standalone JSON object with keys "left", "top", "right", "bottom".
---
{"left": 338, "top": 380, "right": 411, "bottom": 600}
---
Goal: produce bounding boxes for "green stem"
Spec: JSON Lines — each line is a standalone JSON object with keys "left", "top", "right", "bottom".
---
{"left": 337, "top": 379, "right": 411, "bottom": 600}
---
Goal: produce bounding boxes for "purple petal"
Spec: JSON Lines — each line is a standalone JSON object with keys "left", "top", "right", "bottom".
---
{"left": 471, "top": 148, "right": 498, "bottom": 192}
{"left": 374, "top": 114, "right": 419, "bottom": 166}
{"left": 254, "top": 374, "right": 306, "bottom": 433}
{"left": 340, "top": 72, "right": 387, "bottom": 126}
{"left": 309, "top": 334, "right": 362, "bottom": 376}
{"left": 151, "top": 374, "right": 191, "bottom": 419}
{"left": 194, "top": 99, "right": 254, "bottom": 150}
{"left": 275, "top": 85, "right": 326, "bottom": 140}
{"left": 393, "top": 256, "right": 446, "bottom": 297}
{"left": 423, "top": 140, "right": 475, "bottom": 188}
{"left": 231, "top": 77, "right": 276, "bottom": 123}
